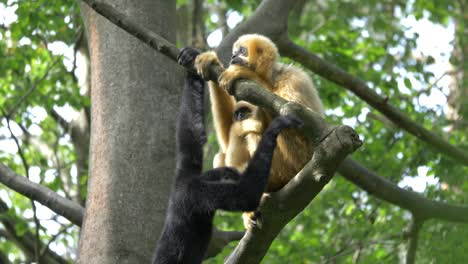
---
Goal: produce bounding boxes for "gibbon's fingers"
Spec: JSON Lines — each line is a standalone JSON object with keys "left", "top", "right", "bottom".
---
{"left": 266, "top": 114, "right": 303, "bottom": 134}
{"left": 194, "top": 51, "right": 223, "bottom": 81}
{"left": 177, "top": 47, "right": 200, "bottom": 67}
{"left": 277, "top": 114, "right": 303, "bottom": 128}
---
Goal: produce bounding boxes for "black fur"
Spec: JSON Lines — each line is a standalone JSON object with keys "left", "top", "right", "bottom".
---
{"left": 152, "top": 47, "right": 302, "bottom": 264}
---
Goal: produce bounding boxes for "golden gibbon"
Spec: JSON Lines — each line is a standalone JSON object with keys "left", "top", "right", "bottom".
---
{"left": 195, "top": 34, "right": 324, "bottom": 228}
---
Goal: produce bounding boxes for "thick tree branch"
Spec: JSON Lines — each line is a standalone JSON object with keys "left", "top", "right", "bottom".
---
{"left": 226, "top": 125, "right": 362, "bottom": 263}
{"left": 0, "top": 163, "right": 84, "bottom": 226}
{"left": 79, "top": 0, "right": 180, "bottom": 61}
{"left": 277, "top": 37, "right": 468, "bottom": 166}
{"left": 338, "top": 159, "right": 468, "bottom": 223}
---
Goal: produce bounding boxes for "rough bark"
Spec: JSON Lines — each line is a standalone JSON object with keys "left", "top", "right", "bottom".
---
{"left": 78, "top": 1, "right": 180, "bottom": 263}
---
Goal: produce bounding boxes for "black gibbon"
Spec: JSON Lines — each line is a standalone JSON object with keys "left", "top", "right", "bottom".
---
{"left": 194, "top": 34, "right": 324, "bottom": 228}
{"left": 152, "top": 47, "right": 303, "bottom": 264}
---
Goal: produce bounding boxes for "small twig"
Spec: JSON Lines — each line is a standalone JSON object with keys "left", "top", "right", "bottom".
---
{"left": 71, "top": 27, "right": 84, "bottom": 82}
{"left": 309, "top": 15, "right": 336, "bottom": 35}
{"left": 40, "top": 223, "right": 73, "bottom": 258}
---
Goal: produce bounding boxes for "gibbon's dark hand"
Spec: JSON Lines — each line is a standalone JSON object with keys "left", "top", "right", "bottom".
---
{"left": 268, "top": 114, "right": 303, "bottom": 131}
{"left": 177, "top": 47, "right": 201, "bottom": 68}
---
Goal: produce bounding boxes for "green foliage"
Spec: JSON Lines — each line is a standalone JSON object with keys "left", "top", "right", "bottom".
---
{"left": 0, "top": 0, "right": 466, "bottom": 262}
{"left": 0, "top": 0, "right": 83, "bottom": 262}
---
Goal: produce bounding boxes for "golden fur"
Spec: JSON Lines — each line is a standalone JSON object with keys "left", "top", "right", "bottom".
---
{"left": 195, "top": 34, "right": 324, "bottom": 228}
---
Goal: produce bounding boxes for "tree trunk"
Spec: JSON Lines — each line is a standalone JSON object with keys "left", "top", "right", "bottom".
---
{"left": 78, "top": 1, "right": 180, "bottom": 263}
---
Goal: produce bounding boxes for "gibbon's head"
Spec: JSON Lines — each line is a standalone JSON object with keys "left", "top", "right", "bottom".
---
{"left": 231, "top": 34, "right": 279, "bottom": 79}
{"left": 232, "top": 101, "right": 267, "bottom": 136}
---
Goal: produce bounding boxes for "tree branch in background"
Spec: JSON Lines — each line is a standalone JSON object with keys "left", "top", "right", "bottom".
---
{"left": 50, "top": 109, "right": 71, "bottom": 132}
{"left": 205, "top": 228, "right": 245, "bottom": 259}
{"left": 405, "top": 216, "right": 423, "bottom": 264}
{"left": 0, "top": 199, "right": 69, "bottom": 264}
{"left": 1, "top": 111, "right": 42, "bottom": 263}
{"left": 50, "top": 107, "right": 90, "bottom": 206}
{"left": 277, "top": 37, "right": 468, "bottom": 166}
{"left": 338, "top": 159, "right": 468, "bottom": 223}
{"left": 40, "top": 224, "right": 74, "bottom": 259}
{"left": 0, "top": 163, "right": 84, "bottom": 226}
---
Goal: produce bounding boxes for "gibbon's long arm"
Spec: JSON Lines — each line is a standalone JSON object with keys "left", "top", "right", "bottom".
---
{"left": 209, "top": 81, "right": 236, "bottom": 152}
{"left": 176, "top": 48, "right": 206, "bottom": 175}
{"left": 198, "top": 115, "right": 302, "bottom": 211}
{"left": 195, "top": 52, "right": 235, "bottom": 153}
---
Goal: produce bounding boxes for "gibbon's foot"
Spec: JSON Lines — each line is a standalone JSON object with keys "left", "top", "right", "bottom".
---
{"left": 242, "top": 211, "right": 262, "bottom": 230}
{"left": 194, "top": 51, "right": 223, "bottom": 81}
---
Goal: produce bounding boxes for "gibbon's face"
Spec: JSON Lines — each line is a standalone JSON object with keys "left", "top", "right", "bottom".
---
{"left": 232, "top": 101, "right": 265, "bottom": 136}
{"left": 231, "top": 35, "right": 279, "bottom": 77}
{"left": 230, "top": 45, "right": 249, "bottom": 67}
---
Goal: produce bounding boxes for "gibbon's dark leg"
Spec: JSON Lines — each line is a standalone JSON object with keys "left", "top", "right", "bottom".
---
{"left": 197, "top": 114, "right": 303, "bottom": 211}
{"left": 176, "top": 48, "right": 205, "bottom": 174}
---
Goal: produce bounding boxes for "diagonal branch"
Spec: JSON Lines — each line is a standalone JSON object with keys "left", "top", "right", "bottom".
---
{"left": 226, "top": 125, "right": 362, "bottom": 263}
{"left": 205, "top": 228, "right": 245, "bottom": 259}
{"left": 2, "top": 111, "right": 42, "bottom": 263}
{"left": 50, "top": 108, "right": 71, "bottom": 131}
{"left": 0, "top": 163, "right": 84, "bottom": 226}
{"left": 277, "top": 37, "right": 468, "bottom": 166}
{"left": 79, "top": 0, "right": 179, "bottom": 61}
{"left": 338, "top": 159, "right": 468, "bottom": 223}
